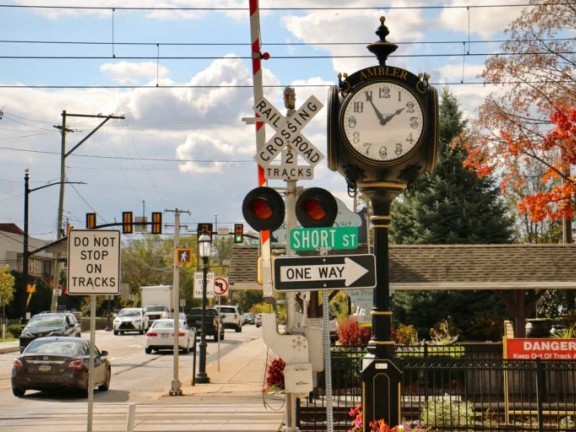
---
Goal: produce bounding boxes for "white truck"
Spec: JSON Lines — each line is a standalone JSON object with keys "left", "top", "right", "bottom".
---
{"left": 140, "top": 285, "right": 173, "bottom": 324}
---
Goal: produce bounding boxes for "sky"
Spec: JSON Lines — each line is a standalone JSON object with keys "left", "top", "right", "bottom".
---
{"left": 0, "top": 0, "right": 531, "bottom": 242}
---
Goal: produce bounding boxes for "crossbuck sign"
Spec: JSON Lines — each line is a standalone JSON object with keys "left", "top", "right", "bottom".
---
{"left": 254, "top": 96, "right": 324, "bottom": 168}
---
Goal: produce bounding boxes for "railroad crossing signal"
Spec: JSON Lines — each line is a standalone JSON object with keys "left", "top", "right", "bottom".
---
{"left": 242, "top": 186, "right": 338, "bottom": 232}
{"left": 242, "top": 187, "right": 286, "bottom": 232}
{"left": 296, "top": 187, "right": 337, "bottom": 228}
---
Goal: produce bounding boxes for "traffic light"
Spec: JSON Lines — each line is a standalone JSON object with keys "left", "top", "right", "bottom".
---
{"left": 234, "top": 223, "right": 244, "bottom": 243}
{"left": 122, "top": 211, "right": 133, "bottom": 234}
{"left": 151, "top": 212, "right": 162, "bottom": 234}
{"left": 242, "top": 187, "right": 285, "bottom": 232}
{"left": 86, "top": 213, "right": 96, "bottom": 229}
{"left": 197, "top": 223, "right": 213, "bottom": 237}
{"left": 296, "top": 187, "right": 338, "bottom": 228}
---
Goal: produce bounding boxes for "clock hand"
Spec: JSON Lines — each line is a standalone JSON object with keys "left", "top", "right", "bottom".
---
{"left": 365, "top": 92, "right": 386, "bottom": 123}
{"left": 380, "top": 107, "right": 405, "bottom": 126}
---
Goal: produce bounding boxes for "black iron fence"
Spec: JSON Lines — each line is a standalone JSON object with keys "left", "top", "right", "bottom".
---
{"left": 296, "top": 344, "right": 576, "bottom": 432}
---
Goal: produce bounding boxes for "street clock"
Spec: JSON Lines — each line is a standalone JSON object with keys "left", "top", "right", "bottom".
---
{"left": 328, "top": 18, "right": 439, "bottom": 188}
{"left": 326, "top": 16, "right": 440, "bottom": 428}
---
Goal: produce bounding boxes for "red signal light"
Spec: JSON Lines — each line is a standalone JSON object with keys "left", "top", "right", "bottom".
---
{"left": 296, "top": 187, "right": 337, "bottom": 228}
{"left": 242, "top": 187, "right": 285, "bottom": 232}
{"left": 250, "top": 198, "right": 274, "bottom": 219}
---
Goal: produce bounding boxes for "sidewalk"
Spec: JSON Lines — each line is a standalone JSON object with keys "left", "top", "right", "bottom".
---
{"left": 178, "top": 336, "right": 271, "bottom": 398}
{"left": 155, "top": 336, "right": 286, "bottom": 431}
{"left": 0, "top": 339, "right": 18, "bottom": 354}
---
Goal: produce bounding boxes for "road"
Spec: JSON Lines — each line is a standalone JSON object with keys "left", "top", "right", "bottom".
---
{"left": 0, "top": 324, "right": 259, "bottom": 406}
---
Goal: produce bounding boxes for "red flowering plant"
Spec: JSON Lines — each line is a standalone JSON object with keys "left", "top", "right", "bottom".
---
{"left": 262, "top": 357, "right": 285, "bottom": 393}
{"left": 338, "top": 318, "right": 372, "bottom": 346}
{"left": 348, "top": 404, "right": 428, "bottom": 432}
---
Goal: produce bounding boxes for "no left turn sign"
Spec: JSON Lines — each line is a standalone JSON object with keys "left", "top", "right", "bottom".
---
{"left": 214, "top": 277, "right": 229, "bottom": 296}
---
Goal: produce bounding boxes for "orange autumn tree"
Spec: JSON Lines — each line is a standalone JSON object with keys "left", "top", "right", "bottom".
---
{"left": 465, "top": 1, "right": 576, "bottom": 228}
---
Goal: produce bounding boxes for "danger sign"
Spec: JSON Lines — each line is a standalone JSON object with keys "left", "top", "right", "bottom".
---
{"left": 67, "top": 230, "right": 121, "bottom": 295}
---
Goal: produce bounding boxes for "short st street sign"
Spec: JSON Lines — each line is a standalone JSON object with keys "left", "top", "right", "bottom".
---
{"left": 273, "top": 254, "right": 376, "bottom": 291}
{"left": 289, "top": 226, "right": 359, "bottom": 251}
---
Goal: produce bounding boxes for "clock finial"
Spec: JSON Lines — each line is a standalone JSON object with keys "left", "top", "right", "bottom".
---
{"left": 367, "top": 16, "right": 398, "bottom": 66}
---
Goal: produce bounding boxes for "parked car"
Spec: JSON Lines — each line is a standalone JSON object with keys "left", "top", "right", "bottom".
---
{"left": 254, "top": 313, "right": 262, "bottom": 328}
{"left": 242, "top": 313, "right": 254, "bottom": 325}
{"left": 113, "top": 308, "right": 149, "bottom": 335}
{"left": 215, "top": 305, "right": 243, "bottom": 332}
{"left": 19, "top": 311, "right": 82, "bottom": 352}
{"left": 187, "top": 307, "right": 224, "bottom": 341}
{"left": 143, "top": 305, "right": 170, "bottom": 324}
{"left": 145, "top": 319, "right": 195, "bottom": 354}
{"left": 11, "top": 336, "right": 111, "bottom": 397}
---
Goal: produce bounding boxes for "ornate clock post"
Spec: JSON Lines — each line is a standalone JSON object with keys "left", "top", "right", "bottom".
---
{"left": 328, "top": 17, "right": 439, "bottom": 428}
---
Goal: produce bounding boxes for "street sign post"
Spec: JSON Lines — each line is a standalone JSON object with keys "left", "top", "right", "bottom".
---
{"left": 67, "top": 230, "right": 121, "bottom": 295}
{"left": 273, "top": 254, "right": 376, "bottom": 291}
{"left": 289, "top": 226, "right": 359, "bottom": 251}
{"left": 194, "top": 271, "right": 215, "bottom": 299}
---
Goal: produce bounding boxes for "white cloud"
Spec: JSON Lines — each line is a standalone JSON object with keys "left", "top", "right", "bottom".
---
{"left": 176, "top": 133, "right": 236, "bottom": 173}
{"left": 437, "top": 0, "right": 527, "bottom": 38}
{"left": 283, "top": 6, "right": 426, "bottom": 75}
{"left": 100, "top": 62, "right": 170, "bottom": 85}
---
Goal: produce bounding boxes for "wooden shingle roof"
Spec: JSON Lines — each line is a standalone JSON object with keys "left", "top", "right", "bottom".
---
{"left": 230, "top": 244, "right": 576, "bottom": 291}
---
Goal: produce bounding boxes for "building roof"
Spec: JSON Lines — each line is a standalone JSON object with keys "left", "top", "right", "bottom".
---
{"left": 0, "top": 223, "right": 24, "bottom": 235}
{"left": 229, "top": 244, "right": 576, "bottom": 291}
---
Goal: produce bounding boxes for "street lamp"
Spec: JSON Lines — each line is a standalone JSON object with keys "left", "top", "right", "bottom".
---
{"left": 23, "top": 169, "right": 84, "bottom": 320}
{"left": 195, "top": 233, "right": 212, "bottom": 384}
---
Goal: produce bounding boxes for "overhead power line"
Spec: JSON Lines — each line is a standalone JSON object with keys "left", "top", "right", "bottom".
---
{"left": 0, "top": 145, "right": 255, "bottom": 163}
{"left": 0, "top": 3, "right": 564, "bottom": 11}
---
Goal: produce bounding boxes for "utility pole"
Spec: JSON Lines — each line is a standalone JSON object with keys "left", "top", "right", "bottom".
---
{"left": 51, "top": 111, "right": 125, "bottom": 311}
{"left": 166, "top": 208, "right": 190, "bottom": 396}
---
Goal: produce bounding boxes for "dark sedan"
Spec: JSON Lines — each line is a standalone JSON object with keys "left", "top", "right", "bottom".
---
{"left": 11, "top": 337, "right": 111, "bottom": 398}
{"left": 19, "top": 312, "right": 82, "bottom": 352}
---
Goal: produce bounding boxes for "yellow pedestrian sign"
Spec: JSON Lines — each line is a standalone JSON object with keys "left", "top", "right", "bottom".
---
{"left": 176, "top": 248, "right": 191, "bottom": 265}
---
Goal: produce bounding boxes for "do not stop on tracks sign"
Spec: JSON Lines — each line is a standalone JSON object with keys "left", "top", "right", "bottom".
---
{"left": 67, "top": 230, "right": 121, "bottom": 295}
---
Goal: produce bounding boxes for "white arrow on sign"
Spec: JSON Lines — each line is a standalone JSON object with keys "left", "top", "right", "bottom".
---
{"left": 280, "top": 257, "right": 368, "bottom": 286}
{"left": 253, "top": 95, "right": 324, "bottom": 167}
{"left": 273, "top": 254, "right": 376, "bottom": 291}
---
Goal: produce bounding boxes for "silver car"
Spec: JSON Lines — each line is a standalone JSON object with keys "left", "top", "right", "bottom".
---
{"left": 113, "top": 308, "right": 149, "bottom": 335}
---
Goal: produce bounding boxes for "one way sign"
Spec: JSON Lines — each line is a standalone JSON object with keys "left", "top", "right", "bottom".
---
{"left": 273, "top": 254, "right": 376, "bottom": 291}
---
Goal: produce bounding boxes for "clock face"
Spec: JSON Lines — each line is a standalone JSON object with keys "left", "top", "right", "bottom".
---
{"left": 340, "top": 80, "right": 425, "bottom": 163}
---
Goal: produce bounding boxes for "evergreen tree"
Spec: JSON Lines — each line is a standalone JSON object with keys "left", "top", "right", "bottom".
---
{"left": 389, "top": 88, "right": 515, "bottom": 341}
{"left": 391, "top": 88, "right": 514, "bottom": 244}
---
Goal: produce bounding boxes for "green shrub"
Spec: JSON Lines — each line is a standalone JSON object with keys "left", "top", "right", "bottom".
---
{"left": 8, "top": 323, "right": 22, "bottom": 338}
{"left": 421, "top": 394, "right": 475, "bottom": 430}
